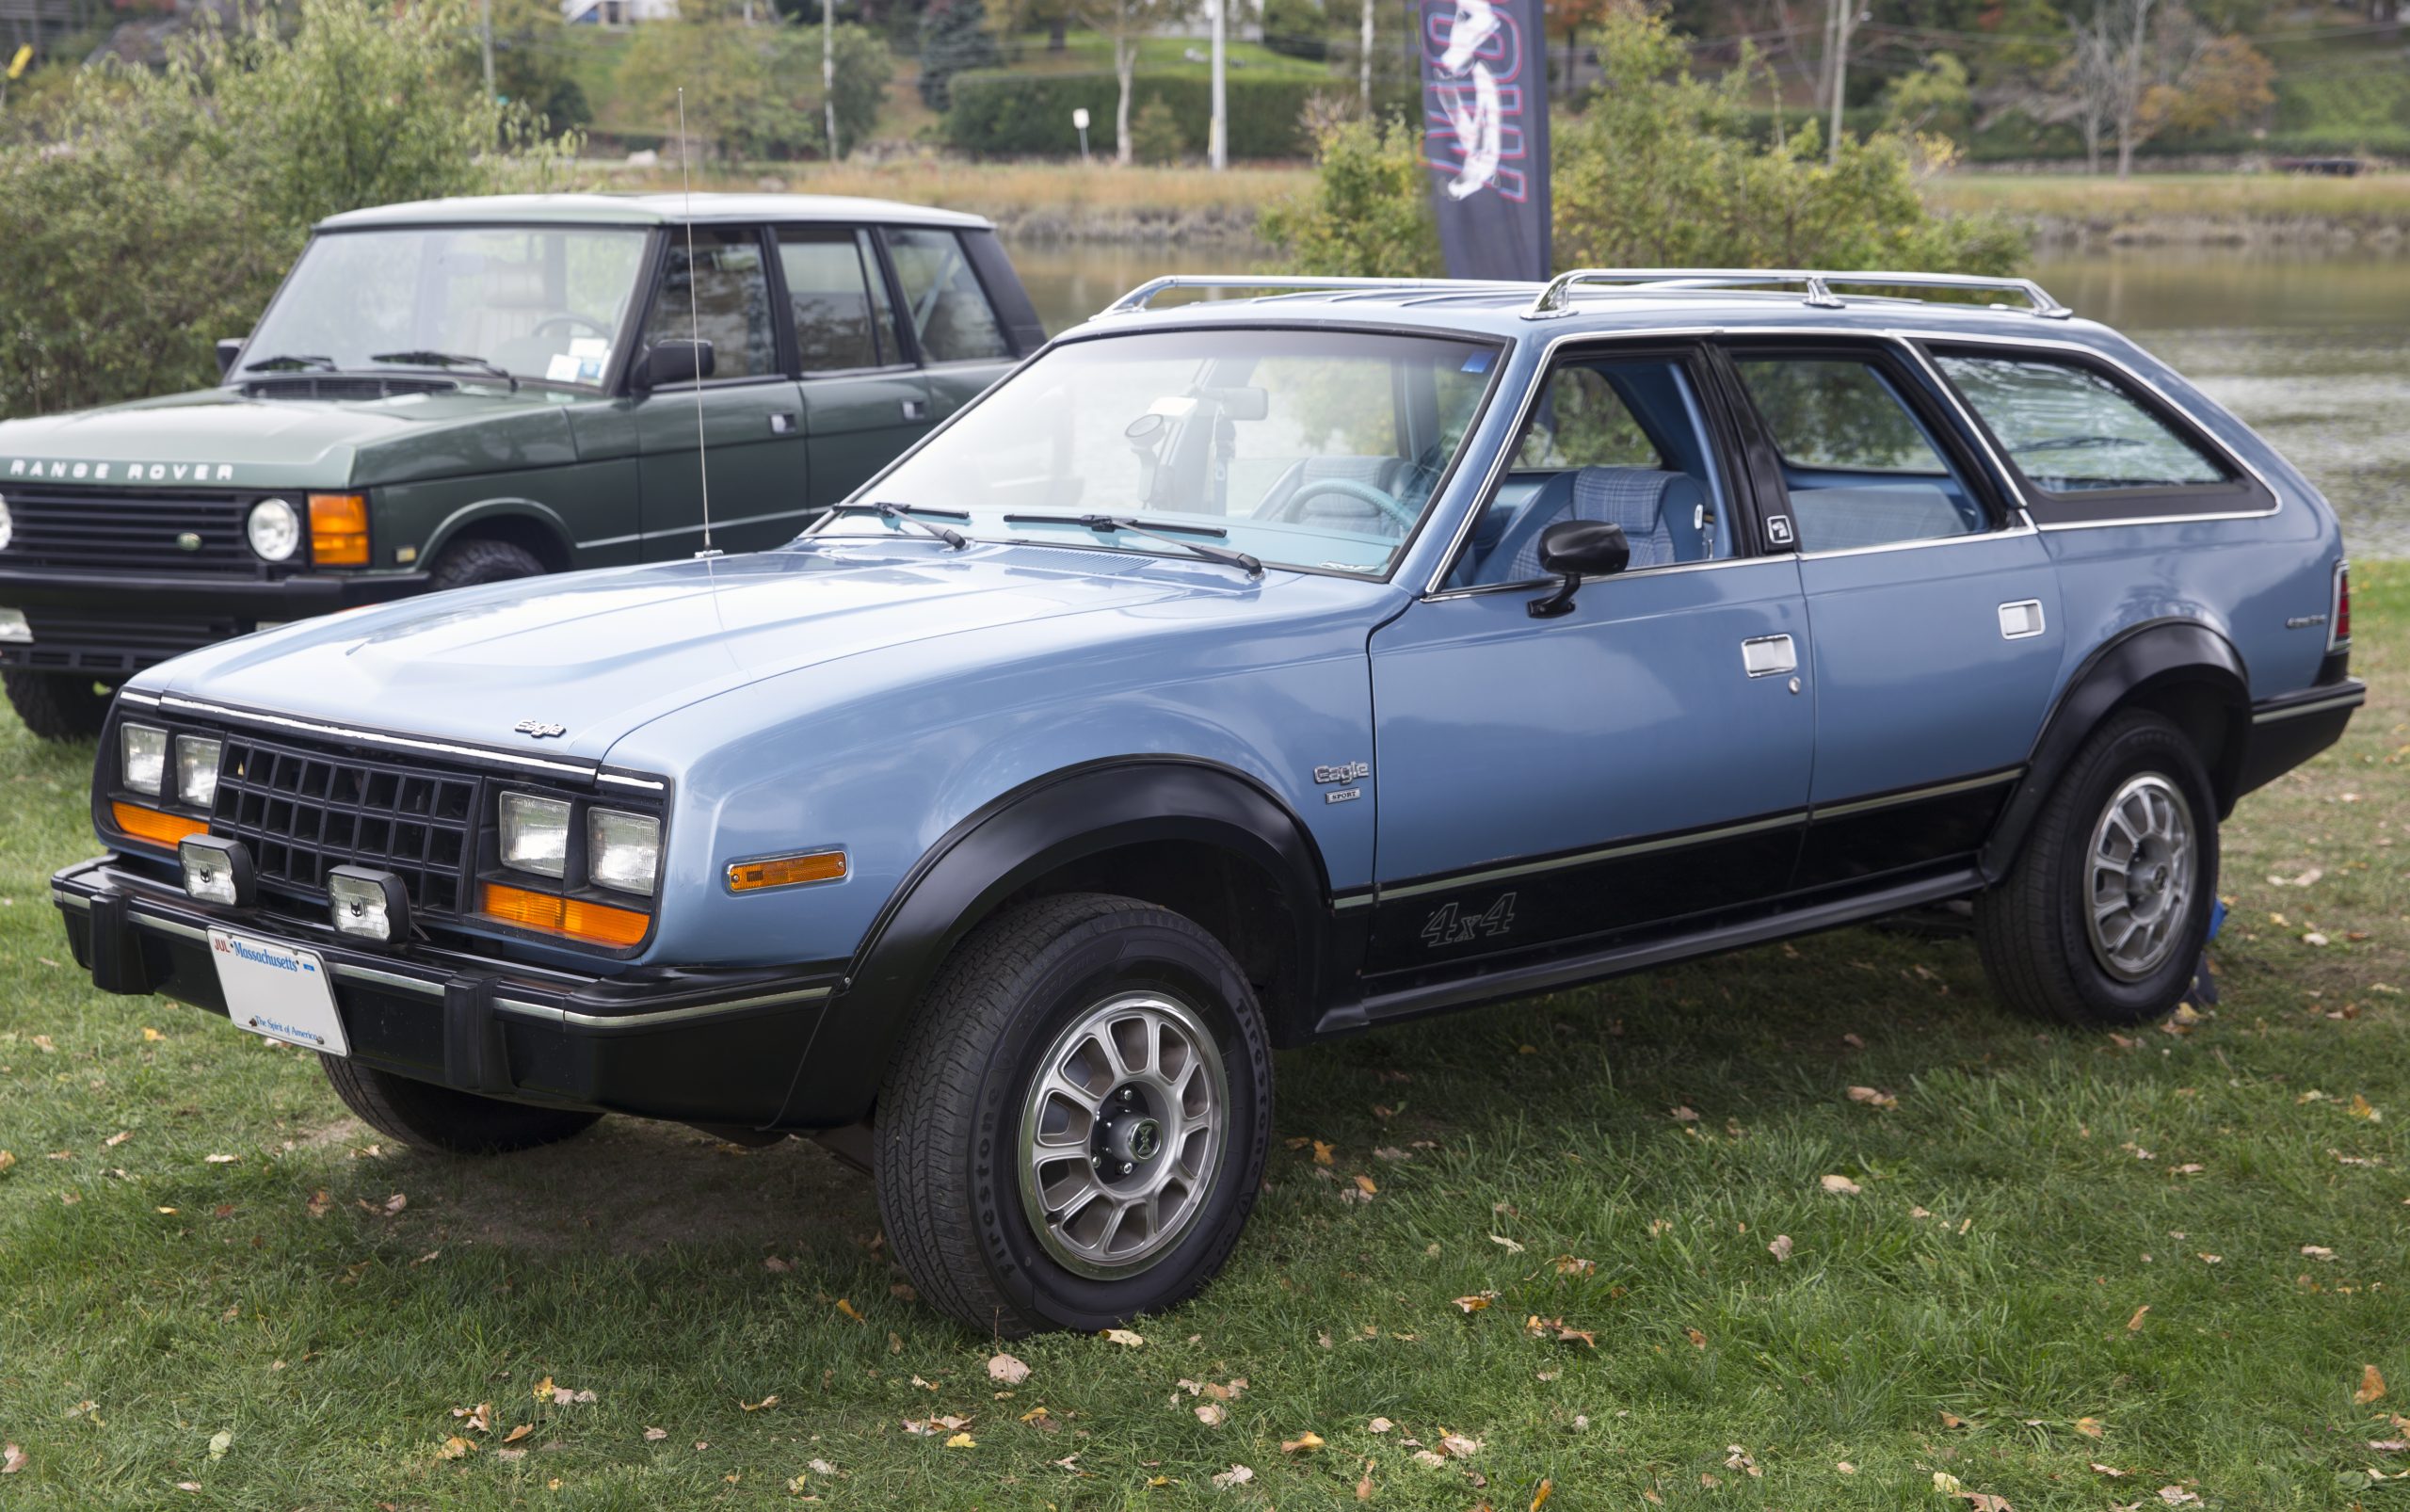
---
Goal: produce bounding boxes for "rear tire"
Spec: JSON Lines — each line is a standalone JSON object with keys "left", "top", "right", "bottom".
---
{"left": 319, "top": 1055, "right": 601, "bottom": 1155}
{"left": 1976, "top": 709, "right": 2219, "bottom": 1026}
{"left": 3, "top": 669, "right": 112, "bottom": 742}
{"left": 873, "top": 893, "right": 1273, "bottom": 1337}
{"left": 427, "top": 539, "right": 547, "bottom": 593}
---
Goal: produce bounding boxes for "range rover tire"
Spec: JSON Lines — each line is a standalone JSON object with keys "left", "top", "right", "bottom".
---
{"left": 873, "top": 893, "right": 1273, "bottom": 1337}
{"left": 428, "top": 538, "right": 547, "bottom": 593}
{"left": 319, "top": 1055, "right": 601, "bottom": 1155}
{"left": 4, "top": 669, "right": 113, "bottom": 742}
{"left": 1977, "top": 709, "right": 2219, "bottom": 1027}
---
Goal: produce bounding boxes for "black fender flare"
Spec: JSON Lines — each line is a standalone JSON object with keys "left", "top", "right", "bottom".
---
{"left": 1979, "top": 618, "right": 2250, "bottom": 882}
{"left": 771, "top": 758, "right": 1332, "bottom": 1128}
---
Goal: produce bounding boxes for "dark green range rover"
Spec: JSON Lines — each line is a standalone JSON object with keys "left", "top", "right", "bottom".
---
{"left": 0, "top": 192, "right": 1042, "bottom": 739}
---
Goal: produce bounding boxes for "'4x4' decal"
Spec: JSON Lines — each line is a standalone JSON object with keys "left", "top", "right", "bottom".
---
{"left": 1421, "top": 893, "right": 1518, "bottom": 949}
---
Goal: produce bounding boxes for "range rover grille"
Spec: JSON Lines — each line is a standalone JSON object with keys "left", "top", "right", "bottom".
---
{"left": 208, "top": 733, "right": 482, "bottom": 915}
{"left": 0, "top": 489, "right": 262, "bottom": 574}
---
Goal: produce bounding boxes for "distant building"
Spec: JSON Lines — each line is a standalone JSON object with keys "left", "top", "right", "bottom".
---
{"left": 561, "top": 0, "right": 678, "bottom": 24}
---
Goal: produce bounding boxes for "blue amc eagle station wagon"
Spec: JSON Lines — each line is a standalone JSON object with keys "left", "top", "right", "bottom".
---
{"left": 55, "top": 269, "right": 2363, "bottom": 1335}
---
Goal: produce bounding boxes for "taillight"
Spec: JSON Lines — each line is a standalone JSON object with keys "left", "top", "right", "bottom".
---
{"left": 2331, "top": 561, "right": 2351, "bottom": 651}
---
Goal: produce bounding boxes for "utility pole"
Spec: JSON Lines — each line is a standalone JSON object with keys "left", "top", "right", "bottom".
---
{"left": 1824, "top": 0, "right": 1851, "bottom": 164}
{"left": 1359, "top": 0, "right": 1373, "bottom": 114}
{"left": 824, "top": 0, "right": 839, "bottom": 158}
{"left": 479, "top": 0, "right": 496, "bottom": 102}
{"left": 1209, "top": 0, "right": 1228, "bottom": 169}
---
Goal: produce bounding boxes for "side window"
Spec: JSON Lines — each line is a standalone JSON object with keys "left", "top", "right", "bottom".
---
{"left": 777, "top": 227, "right": 891, "bottom": 372}
{"left": 1448, "top": 354, "right": 1732, "bottom": 589}
{"left": 884, "top": 227, "right": 1010, "bottom": 364}
{"left": 1932, "top": 351, "right": 2230, "bottom": 493}
{"left": 641, "top": 227, "right": 774, "bottom": 381}
{"left": 1732, "top": 355, "right": 1984, "bottom": 553}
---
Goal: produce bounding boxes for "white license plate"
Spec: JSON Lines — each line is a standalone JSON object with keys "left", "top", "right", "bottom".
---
{"left": 208, "top": 927, "right": 349, "bottom": 1056}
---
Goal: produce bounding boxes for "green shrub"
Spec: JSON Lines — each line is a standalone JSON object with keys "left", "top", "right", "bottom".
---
{"left": 1261, "top": 0, "right": 1331, "bottom": 61}
{"left": 1258, "top": 115, "right": 1439, "bottom": 276}
{"left": 944, "top": 68, "right": 1325, "bottom": 157}
{"left": 1129, "top": 95, "right": 1185, "bottom": 164}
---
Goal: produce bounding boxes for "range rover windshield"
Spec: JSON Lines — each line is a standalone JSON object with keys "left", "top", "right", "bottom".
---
{"left": 823, "top": 328, "right": 1502, "bottom": 576}
{"left": 241, "top": 225, "right": 651, "bottom": 390}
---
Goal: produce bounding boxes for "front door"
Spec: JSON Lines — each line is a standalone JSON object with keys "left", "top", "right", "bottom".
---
{"left": 1365, "top": 345, "right": 1815, "bottom": 978}
{"left": 1718, "top": 341, "right": 2065, "bottom": 889}
{"left": 632, "top": 225, "right": 811, "bottom": 558}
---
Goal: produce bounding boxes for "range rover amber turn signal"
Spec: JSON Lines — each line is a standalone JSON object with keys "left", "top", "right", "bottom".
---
{"left": 727, "top": 850, "right": 847, "bottom": 892}
{"left": 308, "top": 493, "right": 369, "bottom": 567}
{"left": 478, "top": 881, "right": 650, "bottom": 948}
{"left": 111, "top": 801, "right": 209, "bottom": 849}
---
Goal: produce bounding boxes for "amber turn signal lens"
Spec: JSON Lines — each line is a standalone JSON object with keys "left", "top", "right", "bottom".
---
{"left": 727, "top": 850, "right": 847, "bottom": 893}
{"left": 478, "top": 881, "right": 650, "bottom": 948}
{"left": 308, "top": 493, "right": 370, "bottom": 567}
{"left": 111, "top": 801, "right": 209, "bottom": 850}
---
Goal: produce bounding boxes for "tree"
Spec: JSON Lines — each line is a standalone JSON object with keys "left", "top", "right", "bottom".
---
{"left": 1880, "top": 51, "right": 1970, "bottom": 142}
{"left": 2047, "top": 0, "right": 2273, "bottom": 177}
{"left": 1259, "top": 115, "right": 1441, "bottom": 274}
{"left": 1540, "top": 0, "right": 1619, "bottom": 101}
{"left": 619, "top": 11, "right": 891, "bottom": 158}
{"left": 473, "top": 0, "right": 593, "bottom": 133}
{"left": 918, "top": 0, "right": 1000, "bottom": 109}
{"left": 0, "top": 0, "right": 577, "bottom": 420}
{"left": 1076, "top": 0, "right": 1197, "bottom": 163}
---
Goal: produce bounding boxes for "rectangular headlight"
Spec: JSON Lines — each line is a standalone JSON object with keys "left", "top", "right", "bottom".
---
{"left": 120, "top": 723, "right": 168, "bottom": 796}
{"left": 328, "top": 866, "right": 408, "bottom": 942}
{"left": 499, "top": 791, "right": 570, "bottom": 878}
{"left": 178, "top": 835, "right": 252, "bottom": 907}
{"left": 587, "top": 808, "right": 660, "bottom": 897}
{"left": 174, "top": 735, "right": 223, "bottom": 808}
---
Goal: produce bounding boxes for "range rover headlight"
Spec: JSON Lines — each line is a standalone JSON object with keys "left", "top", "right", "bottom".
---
{"left": 587, "top": 809, "right": 660, "bottom": 897}
{"left": 499, "top": 791, "right": 570, "bottom": 878}
{"left": 120, "top": 722, "right": 169, "bottom": 796}
{"left": 0, "top": 491, "right": 12, "bottom": 551}
{"left": 174, "top": 734, "right": 223, "bottom": 808}
{"left": 247, "top": 497, "right": 301, "bottom": 562}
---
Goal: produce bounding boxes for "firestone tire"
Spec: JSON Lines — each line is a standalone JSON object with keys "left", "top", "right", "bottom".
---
{"left": 3, "top": 669, "right": 113, "bottom": 742}
{"left": 1976, "top": 709, "right": 2220, "bottom": 1027}
{"left": 319, "top": 1054, "right": 601, "bottom": 1155}
{"left": 872, "top": 893, "right": 1274, "bottom": 1338}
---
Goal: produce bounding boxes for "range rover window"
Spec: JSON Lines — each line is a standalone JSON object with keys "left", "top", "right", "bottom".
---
{"left": 1932, "top": 351, "right": 2231, "bottom": 493}
{"left": 640, "top": 227, "right": 776, "bottom": 380}
{"left": 1732, "top": 354, "right": 1987, "bottom": 552}
{"left": 239, "top": 226, "right": 650, "bottom": 389}
{"left": 778, "top": 227, "right": 892, "bottom": 373}
{"left": 823, "top": 327, "right": 1500, "bottom": 577}
{"left": 884, "top": 227, "right": 1011, "bottom": 364}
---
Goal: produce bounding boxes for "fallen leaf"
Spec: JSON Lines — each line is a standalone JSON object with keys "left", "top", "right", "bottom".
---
{"left": 1935, "top": 1472, "right": 1965, "bottom": 1494}
{"left": 987, "top": 1353, "right": 1030, "bottom": 1385}
{"left": 1312, "top": 1140, "right": 1335, "bottom": 1166}
{"left": 1489, "top": 1233, "right": 1524, "bottom": 1254}
{"left": 0, "top": 1151, "right": 11, "bottom": 1177}
{"left": 2077, "top": 1417, "right": 2105, "bottom": 1439}
{"left": 451, "top": 1403, "right": 492, "bottom": 1434}
{"left": 1670, "top": 1106, "right": 1700, "bottom": 1122}
{"left": 203, "top": 1153, "right": 238, "bottom": 1165}
{"left": 2157, "top": 1488, "right": 2199, "bottom": 1506}
{"left": 1768, "top": 1234, "right": 1794, "bottom": 1262}
{"left": 2126, "top": 1305, "right": 2150, "bottom": 1332}
{"left": 1846, "top": 1086, "right": 1899, "bottom": 1109}
{"left": 1354, "top": 1174, "right": 1377, "bottom": 1196}
{"left": 496, "top": 1447, "right": 526, "bottom": 1463}
{"left": 104, "top": 1131, "right": 131, "bottom": 1149}
{"left": 643, "top": 1427, "right": 667, "bottom": 1440}
{"left": 1531, "top": 1478, "right": 1553, "bottom": 1509}
{"left": 834, "top": 1298, "right": 865, "bottom": 1323}
{"left": 532, "top": 1376, "right": 554, "bottom": 1402}
{"left": 1838, "top": 1461, "right": 1856, "bottom": 1473}
{"left": 763, "top": 1255, "right": 791, "bottom": 1273}
{"left": 2091, "top": 1462, "right": 2130, "bottom": 1477}
{"left": 1281, "top": 1432, "right": 1325, "bottom": 1454}
{"left": 1196, "top": 1403, "right": 1226, "bottom": 1426}
{"left": 437, "top": 1436, "right": 474, "bottom": 1460}
{"left": 1686, "top": 1327, "right": 1708, "bottom": 1349}
{"left": 2370, "top": 1440, "right": 2409, "bottom": 1453}
{"left": 207, "top": 1430, "right": 232, "bottom": 1461}
{"left": 1438, "top": 1431, "right": 1480, "bottom": 1458}
{"left": 1369, "top": 1417, "right": 1394, "bottom": 1434}
{"left": 1101, "top": 1327, "right": 1145, "bottom": 1346}
{"left": 741, "top": 1396, "right": 779, "bottom": 1412}
{"left": 2357, "top": 1364, "right": 2388, "bottom": 1405}
{"left": 2302, "top": 1246, "right": 2337, "bottom": 1261}
{"left": 1821, "top": 1174, "right": 1862, "bottom": 1196}
{"left": 306, "top": 1190, "right": 331, "bottom": 1218}
{"left": 1940, "top": 1410, "right": 1968, "bottom": 1428}
{"left": 943, "top": 1432, "right": 975, "bottom": 1450}
{"left": 1, "top": 1444, "right": 22, "bottom": 1474}
{"left": 1211, "top": 1464, "right": 1255, "bottom": 1488}
{"left": 1552, "top": 1254, "right": 1596, "bottom": 1276}
{"left": 142, "top": 1026, "right": 167, "bottom": 1042}
{"left": 382, "top": 1192, "right": 407, "bottom": 1215}
{"left": 1453, "top": 1292, "right": 1497, "bottom": 1313}
{"left": 2351, "top": 1095, "right": 2383, "bottom": 1122}
{"left": 501, "top": 1424, "right": 532, "bottom": 1444}
{"left": 1412, "top": 1449, "right": 1447, "bottom": 1468}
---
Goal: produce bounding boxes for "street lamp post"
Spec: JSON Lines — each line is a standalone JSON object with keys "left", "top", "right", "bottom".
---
{"left": 1208, "top": 0, "right": 1228, "bottom": 169}
{"left": 1072, "top": 106, "right": 1092, "bottom": 163}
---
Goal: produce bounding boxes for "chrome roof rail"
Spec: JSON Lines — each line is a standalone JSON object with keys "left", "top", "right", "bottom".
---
{"left": 1104, "top": 275, "right": 1533, "bottom": 314}
{"left": 1524, "top": 268, "right": 2073, "bottom": 320}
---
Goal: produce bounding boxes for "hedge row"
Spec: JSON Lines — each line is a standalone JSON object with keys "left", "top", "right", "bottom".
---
{"left": 945, "top": 69, "right": 1410, "bottom": 157}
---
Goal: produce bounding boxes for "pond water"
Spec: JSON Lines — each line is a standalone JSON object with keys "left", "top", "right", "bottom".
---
{"left": 1004, "top": 240, "right": 2410, "bottom": 558}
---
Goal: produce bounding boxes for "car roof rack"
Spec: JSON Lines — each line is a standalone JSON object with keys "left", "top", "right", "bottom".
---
{"left": 1104, "top": 275, "right": 1532, "bottom": 314}
{"left": 1525, "top": 267, "right": 2073, "bottom": 320}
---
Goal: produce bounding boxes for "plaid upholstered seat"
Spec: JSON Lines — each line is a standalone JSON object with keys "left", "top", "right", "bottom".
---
{"left": 1504, "top": 467, "right": 1701, "bottom": 581}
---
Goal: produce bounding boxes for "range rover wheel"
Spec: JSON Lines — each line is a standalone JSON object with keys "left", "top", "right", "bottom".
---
{"left": 3, "top": 669, "right": 113, "bottom": 742}
{"left": 319, "top": 1055, "right": 601, "bottom": 1155}
{"left": 427, "top": 538, "right": 546, "bottom": 593}
{"left": 873, "top": 893, "right": 1272, "bottom": 1337}
{"left": 1976, "top": 709, "right": 2220, "bottom": 1026}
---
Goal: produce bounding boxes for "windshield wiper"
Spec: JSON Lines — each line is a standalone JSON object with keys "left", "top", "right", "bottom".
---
{"left": 1002, "top": 513, "right": 1262, "bottom": 576}
{"left": 828, "top": 501, "right": 970, "bottom": 549}
{"left": 242, "top": 353, "right": 336, "bottom": 373}
{"left": 370, "top": 350, "right": 518, "bottom": 391}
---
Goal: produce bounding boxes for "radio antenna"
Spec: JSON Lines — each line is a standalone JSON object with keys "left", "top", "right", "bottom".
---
{"left": 677, "top": 88, "right": 717, "bottom": 559}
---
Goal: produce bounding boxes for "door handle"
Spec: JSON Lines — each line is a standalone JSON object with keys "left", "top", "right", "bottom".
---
{"left": 768, "top": 411, "right": 797, "bottom": 435}
{"left": 900, "top": 398, "right": 928, "bottom": 422}
{"left": 1741, "top": 634, "right": 1797, "bottom": 678}
{"left": 1998, "top": 600, "right": 2046, "bottom": 639}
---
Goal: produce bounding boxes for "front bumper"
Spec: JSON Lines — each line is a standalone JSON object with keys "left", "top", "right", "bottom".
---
{"left": 53, "top": 856, "right": 846, "bottom": 1129}
{"left": 0, "top": 569, "right": 431, "bottom": 676}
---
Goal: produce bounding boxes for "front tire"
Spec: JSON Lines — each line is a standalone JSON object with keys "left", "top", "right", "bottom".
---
{"left": 1977, "top": 709, "right": 2219, "bottom": 1026}
{"left": 320, "top": 1055, "right": 601, "bottom": 1155}
{"left": 3, "top": 669, "right": 112, "bottom": 742}
{"left": 873, "top": 894, "right": 1273, "bottom": 1337}
{"left": 427, "top": 538, "right": 546, "bottom": 593}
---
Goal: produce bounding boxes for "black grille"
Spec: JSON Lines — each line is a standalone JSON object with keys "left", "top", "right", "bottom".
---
{"left": 1, "top": 489, "right": 262, "bottom": 574}
{"left": 238, "top": 375, "right": 457, "bottom": 401}
{"left": 3, "top": 609, "right": 240, "bottom": 674}
{"left": 210, "top": 733, "right": 481, "bottom": 914}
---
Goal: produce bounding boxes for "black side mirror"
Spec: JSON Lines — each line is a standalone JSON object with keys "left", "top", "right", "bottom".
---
{"left": 1527, "top": 519, "right": 1630, "bottom": 619}
{"left": 215, "top": 339, "right": 246, "bottom": 379}
{"left": 635, "top": 338, "right": 715, "bottom": 390}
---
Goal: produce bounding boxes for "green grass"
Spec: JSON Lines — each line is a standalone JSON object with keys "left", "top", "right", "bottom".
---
{"left": 1, "top": 571, "right": 2405, "bottom": 1509}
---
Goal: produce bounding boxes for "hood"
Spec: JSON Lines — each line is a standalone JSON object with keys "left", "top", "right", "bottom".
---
{"left": 139, "top": 543, "right": 1335, "bottom": 770}
{"left": 0, "top": 383, "right": 577, "bottom": 493}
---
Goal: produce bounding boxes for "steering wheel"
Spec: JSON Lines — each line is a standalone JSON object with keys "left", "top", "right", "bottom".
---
{"left": 1266, "top": 476, "right": 1420, "bottom": 534}
{"left": 534, "top": 314, "right": 613, "bottom": 340}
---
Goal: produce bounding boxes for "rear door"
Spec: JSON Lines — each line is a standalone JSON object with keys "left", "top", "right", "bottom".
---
{"left": 879, "top": 225, "right": 1021, "bottom": 424}
{"left": 774, "top": 223, "right": 930, "bottom": 516}
{"left": 1716, "top": 339, "right": 2063, "bottom": 890}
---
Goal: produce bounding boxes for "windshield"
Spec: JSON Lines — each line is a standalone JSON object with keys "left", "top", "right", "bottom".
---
{"left": 824, "top": 328, "right": 1502, "bottom": 576}
{"left": 243, "top": 226, "right": 651, "bottom": 389}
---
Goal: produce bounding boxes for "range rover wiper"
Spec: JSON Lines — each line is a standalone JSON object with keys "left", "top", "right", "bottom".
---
{"left": 1002, "top": 513, "right": 1262, "bottom": 577}
{"left": 828, "top": 501, "right": 971, "bottom": 549}
{"left": 370, "top": 350, "right": 518, "bottom": 391}
{"left": 243, "top": 353, "right": 337, "bottom": 373}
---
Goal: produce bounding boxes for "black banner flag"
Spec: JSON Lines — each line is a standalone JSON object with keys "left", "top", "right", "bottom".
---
{"left": 1417, "top": 0, "right": 1552, "bottom": 281}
